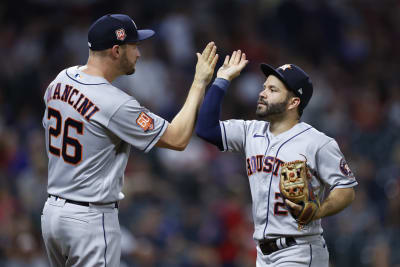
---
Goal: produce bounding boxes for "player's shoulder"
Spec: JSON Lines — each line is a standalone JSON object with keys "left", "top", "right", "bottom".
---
{"left": 222, "top": 119, "right": 268, "bottom": 132}
{"left": 49, "top": 65, "right": 139, "bottom": 117}
{"left": 245, "top": 120, "right": 269, "bottom": 131}
{"left": 243, "top": 120, "right": 269, "bottom": 136}
{"left": 228, "top": 119, "right": 267, "bottom": 128}
{"left": 298, "top": 122, "right": 334, "bottom": 147}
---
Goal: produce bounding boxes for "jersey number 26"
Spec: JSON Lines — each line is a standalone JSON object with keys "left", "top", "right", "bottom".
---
{"left": 47, "top": 107, "right": 83, "bottom": 165}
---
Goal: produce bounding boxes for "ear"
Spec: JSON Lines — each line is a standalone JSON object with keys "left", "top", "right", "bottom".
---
{"left": 288, "top": 97, "right": 301, "bottom": 111}
{"left": 110, "top": 45, "right": 121, "bottom": 59}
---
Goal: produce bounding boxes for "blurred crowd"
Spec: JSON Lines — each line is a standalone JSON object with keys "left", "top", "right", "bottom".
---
{"left": 0, "top": 0, "right": 399, "bottom": 266}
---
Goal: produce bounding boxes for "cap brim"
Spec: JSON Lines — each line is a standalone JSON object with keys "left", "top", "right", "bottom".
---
{"left": 260, "top": 63, "right": 284, "bottom": 80}
{"left": 260, "top": 63, "right": 293, "bottom": 92}
{"left": 137, "top": 29, "right": 155, "bottom": 41}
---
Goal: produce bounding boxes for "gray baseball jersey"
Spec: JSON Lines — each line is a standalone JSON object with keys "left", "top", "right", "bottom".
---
{"left": 220, "top": 120, "right": 357, "bottom": 240}
{"left": 42, "top": 66, "right": 168, "bottom": 203}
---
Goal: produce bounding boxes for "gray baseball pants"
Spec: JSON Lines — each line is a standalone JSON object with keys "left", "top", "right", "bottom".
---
{"left": 41, "top": 195, "right": 121, "bottom": 267}
{"left": 256, "top": 235, "right": 329, "bottom": 267}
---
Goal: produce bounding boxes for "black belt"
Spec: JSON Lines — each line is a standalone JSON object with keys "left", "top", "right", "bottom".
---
{"left": 48, "top": 194, "right": 118, "bottom": 209}
{"left": 259, "top": 237, "right": 297, "bottom": 255}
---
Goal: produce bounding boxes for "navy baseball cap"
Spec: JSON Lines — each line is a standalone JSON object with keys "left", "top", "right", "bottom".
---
{"left": 88, "top": 14, "right": 155, "bottom": 51}
{"left": 260, "top": 63, "right": 313, "bottom": 112}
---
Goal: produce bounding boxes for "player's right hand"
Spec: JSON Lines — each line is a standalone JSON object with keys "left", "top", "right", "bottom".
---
{"left": 217, "top": 50, "right": 249, "bottom": 81}
{"left": 194, "top": 42, "right": 219, "bottom": 85}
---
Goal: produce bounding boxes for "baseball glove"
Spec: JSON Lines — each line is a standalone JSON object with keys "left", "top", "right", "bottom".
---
{"left": 279, "top": 159, "right": 320, "bottom": 230}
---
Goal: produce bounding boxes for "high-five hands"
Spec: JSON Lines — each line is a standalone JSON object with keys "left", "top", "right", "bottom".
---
{"left": 194, "top": 42, "right": 219, "bottom": 86}
{"left": 217, "top": 50, "right": 249, "bottom": 82}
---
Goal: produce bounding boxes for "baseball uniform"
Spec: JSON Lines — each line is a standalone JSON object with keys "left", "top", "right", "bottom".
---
{"left": 196, "top": 77, "right": 357, "bottom": 266}
{"left": 41, "top": 66, "right": 168, "bottom": 266}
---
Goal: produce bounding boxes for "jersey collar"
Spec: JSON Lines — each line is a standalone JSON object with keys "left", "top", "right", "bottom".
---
{"left": 66, "top": 66, "right": 110, "bottom": 85}
{"left": 266, "top": 122, "right": 308, "bottom": 141}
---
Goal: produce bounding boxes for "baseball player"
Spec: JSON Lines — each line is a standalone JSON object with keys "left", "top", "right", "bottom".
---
{"left": 196, "top": 50, "right": 357, "bottom": 266}
{"left": 41, "top": 14, "right": 218, "bottom": 267}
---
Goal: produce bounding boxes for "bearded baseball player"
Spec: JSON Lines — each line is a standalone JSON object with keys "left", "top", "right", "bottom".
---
{"left": 41, "top": 14, "right": 218, "bottom": 266}
{"left": 196, "top": 50, "right": 357, "bottom": 266}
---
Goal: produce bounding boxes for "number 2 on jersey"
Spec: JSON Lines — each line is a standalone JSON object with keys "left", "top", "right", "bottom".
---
{"left": 47, "top": 107, "right": 83, "bottom": 165}
{"left": 274, "top": 192, "right": 288, "bottom": 216}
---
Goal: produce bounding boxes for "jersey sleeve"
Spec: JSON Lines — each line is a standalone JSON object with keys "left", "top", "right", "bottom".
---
{"left": 108, "top": 99, "right": 169, "bottom": 153}
{"left": 42, "top": 83, "right": 51, "bottom": 129}
{"left": 42, "top": 109, "right": 47, "bottom": 128}
{"left": 220, "top": 119, "right": 247, "bottom": 153}
{"left": 316, "top": 140, "right": 358, "bottom": 191}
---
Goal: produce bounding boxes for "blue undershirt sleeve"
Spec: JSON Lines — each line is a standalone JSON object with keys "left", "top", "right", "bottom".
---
{"left": 195, "top": 78, "right": 230, "bottom": 150}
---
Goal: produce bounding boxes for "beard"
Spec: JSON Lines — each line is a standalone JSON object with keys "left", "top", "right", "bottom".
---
{"left": 125, "top": 67, "right": 135, "bottom": 75}
{"left": 120, "top": 52, "right": 136, "bottom": 75}
{"left": 256, "top": 97, "right": 289, "bottom": 119}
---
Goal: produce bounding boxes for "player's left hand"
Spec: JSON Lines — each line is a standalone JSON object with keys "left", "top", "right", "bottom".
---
{"left": 217, "top": 50, "right": 249, "bottom": 81}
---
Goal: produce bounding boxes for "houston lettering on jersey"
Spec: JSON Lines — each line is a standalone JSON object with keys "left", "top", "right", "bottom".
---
{"left": 246, "top": 155, "right": 284, "bottom": 177}
{"left": 46, "top": 83, "right": 100, "bottom": 121}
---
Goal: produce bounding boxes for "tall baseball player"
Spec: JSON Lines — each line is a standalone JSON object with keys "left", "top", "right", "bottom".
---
{"left": 41, "top": 14, "right": 218, "bottom": 267}
{"left": 196, "top": 50, "right": 357, "bottom": 266}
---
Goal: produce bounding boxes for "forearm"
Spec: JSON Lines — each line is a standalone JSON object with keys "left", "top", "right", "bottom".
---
{"left": 314, "top": 187, "right": 355, "bottom": 220}
{"left": 156, "top": 42, "right": 219, "bottom": 151}
{"left": 167, "top": 80, "right": 207, "bottom": 149}
{"left": 196, "top": 78, "right": 229, "bottom": 150}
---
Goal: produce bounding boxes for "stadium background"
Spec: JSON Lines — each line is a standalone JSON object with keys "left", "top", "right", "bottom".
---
{"left": 0, "top": 0, "right": 399, "bottom": 266}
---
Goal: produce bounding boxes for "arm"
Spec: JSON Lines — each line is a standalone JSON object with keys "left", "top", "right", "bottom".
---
{"left": 156, "top": 42, "right": 218, "bottom": 151}
{"left": 285, "top": 187, "right": 355, "bottom": 220}
{"left": 195, "top": 50, "right": 249, "bottom": 149}
{"left": 195, "top": 78, "right": 229, "bottom": 150}
{"left": 313, "top": 187, "right": 355, "bottom": 220}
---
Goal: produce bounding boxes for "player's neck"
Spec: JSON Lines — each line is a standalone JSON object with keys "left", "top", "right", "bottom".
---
{"left": 268, "top": 118, "right": 300, "bottom": 136}
{"left": 82, "top": 57, "right": 120, "bottom": 83}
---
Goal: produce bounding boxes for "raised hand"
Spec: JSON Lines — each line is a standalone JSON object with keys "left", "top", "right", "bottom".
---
{"left": 194, "top": 42, "right": 219, "bottom": 85}
{"left": 217, "top": 50, "right": 249, "bottom": 81}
